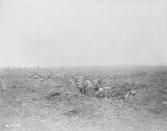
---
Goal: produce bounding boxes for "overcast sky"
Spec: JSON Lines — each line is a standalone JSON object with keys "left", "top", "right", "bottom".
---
{"left": 0, "top": 0, "right": 167, "bottom": 67}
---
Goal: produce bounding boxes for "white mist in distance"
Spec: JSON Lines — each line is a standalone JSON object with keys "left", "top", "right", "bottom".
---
{"left": 0, "top": 0, "right": 167, "bottom": 67}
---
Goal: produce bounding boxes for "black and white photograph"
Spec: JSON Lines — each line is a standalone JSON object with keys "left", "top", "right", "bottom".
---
{"left": 0, "top": 0, "right": 167, "bottom": 130}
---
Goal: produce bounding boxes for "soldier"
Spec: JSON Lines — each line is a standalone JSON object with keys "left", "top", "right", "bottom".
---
{"left": 125, "top": 85, "right": 138, "bottom": 99}
{"left": 75, "top": 78, "right": 85, "bottom": 94}
{"left": 95, "top": 87, "right": 105, "bottom": 98}
{"left": 1, "top": 81, "right": 7, "bottom": 97}
{"left": 103, "top": 86, "right": 111, "bottom": 98}
{"left": 83, "top": 79, "right": 93, "bottom": 96}
{"left": 83, "top": 79, "right": 92, "bottom": 89}
{"left": 92, "top": 78, "right": 103, "bottom": 91}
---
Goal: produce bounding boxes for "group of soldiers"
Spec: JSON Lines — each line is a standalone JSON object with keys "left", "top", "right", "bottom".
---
{"left": 70, "top": 77, "right": 111, "bottom": 98}
{"left": 70, "top": 76, "right": 137, "bottom": 99}
{"left": 26, "top": 72, "right": 53, "bottom": 82}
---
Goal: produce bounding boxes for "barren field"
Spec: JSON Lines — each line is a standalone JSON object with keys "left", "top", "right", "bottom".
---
{"left": 1, "top": 67, "right": 167, "bottom": 131}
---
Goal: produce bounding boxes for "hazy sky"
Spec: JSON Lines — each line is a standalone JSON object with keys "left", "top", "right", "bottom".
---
{"left": 0, "top": 0, "right": 167, "bottom": 67}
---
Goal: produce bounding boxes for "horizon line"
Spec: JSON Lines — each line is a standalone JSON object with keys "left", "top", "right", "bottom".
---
{"left": 1, "top": 65, "right": 167, "bottom": 69}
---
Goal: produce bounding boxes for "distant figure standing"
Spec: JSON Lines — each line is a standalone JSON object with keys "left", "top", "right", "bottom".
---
{"left": 1, "top": 80, "right": 7, "bottom": 97}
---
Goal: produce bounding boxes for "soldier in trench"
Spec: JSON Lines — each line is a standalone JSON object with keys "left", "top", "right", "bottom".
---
{"left": 83, "top": 79, "right": 93, "bottom": 96}
{"left": 75, "top": 78, "right": 85, "bottom": 94}
{"left": 92, "top": 78, "right": 103, "bottom": 91}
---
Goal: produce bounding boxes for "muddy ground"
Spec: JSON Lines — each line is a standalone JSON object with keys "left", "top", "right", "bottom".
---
{"left": 1, "top": 67, "right": 167, "bottom": 131}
